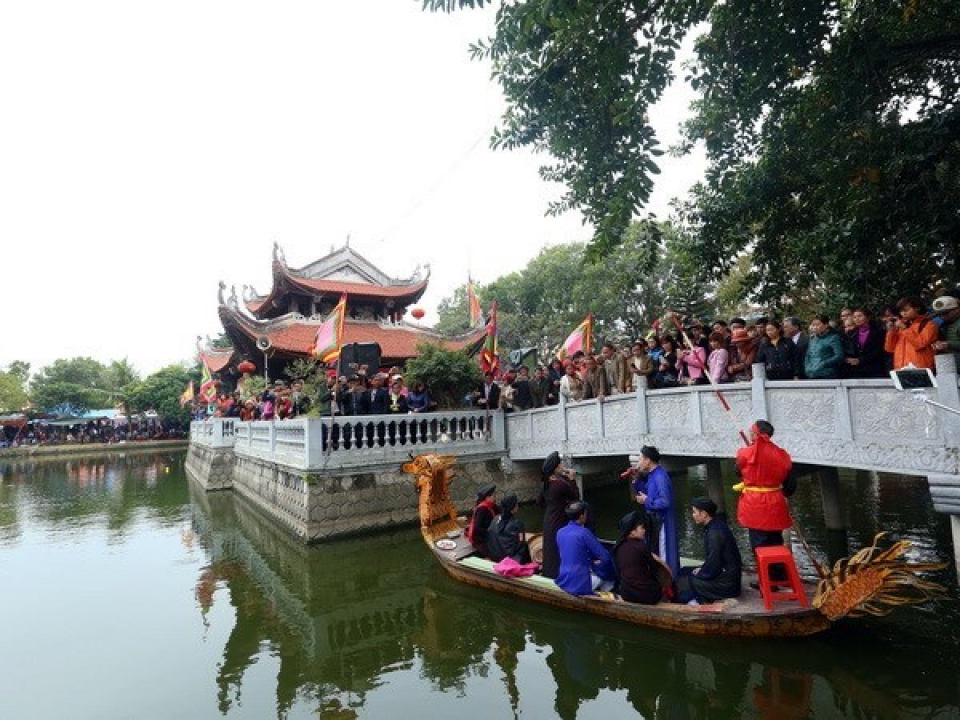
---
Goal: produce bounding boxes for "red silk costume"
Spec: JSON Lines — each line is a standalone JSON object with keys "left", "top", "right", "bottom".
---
{"left": 735, "top": 428, "right": 793, "bottom": 531}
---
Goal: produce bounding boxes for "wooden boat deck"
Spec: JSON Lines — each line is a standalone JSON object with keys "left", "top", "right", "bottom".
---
{"left": 429, "top": 530, "right": 831, "bottom": 638}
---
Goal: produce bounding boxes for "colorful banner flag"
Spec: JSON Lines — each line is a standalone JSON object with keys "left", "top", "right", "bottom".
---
{"left": 467, "top": 278, "right": 483, "bottom": 328}
{"left": 179, "top": 380, "right": 195, "bottom": 407}
{"left": 199, "top": 362, "right": 218, "bottom": 402}
{"left": 312, "top": 293, "right": 348, "bottom": 363}
{"left": 557, "top": 313, "right": 593, "bottom": 360}
{"left": 479, "top": 301, "right": 499, "bottom": 375}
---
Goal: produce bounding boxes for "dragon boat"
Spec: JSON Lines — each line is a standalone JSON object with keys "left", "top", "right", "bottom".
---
{"left": 403, "top": 454, "right": 945, "bottom": 639}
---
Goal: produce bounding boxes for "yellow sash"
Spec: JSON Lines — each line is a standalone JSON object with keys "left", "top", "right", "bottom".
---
{"left": 732, "top": 482, "right": 782, "bottom": 493}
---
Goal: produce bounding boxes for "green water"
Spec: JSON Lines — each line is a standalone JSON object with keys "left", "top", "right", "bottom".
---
{"left": 0, "top": 451, "right": 957, "bottom": 719}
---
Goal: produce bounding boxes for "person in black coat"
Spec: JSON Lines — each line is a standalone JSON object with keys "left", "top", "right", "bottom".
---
{"left": 675, "top": 497, "right": 742, "bottom": 604}
{"left": 366, "top": 375, "right": 390, "bottom": 415}
{"left": 756, "top": 321, "right": 800, "bottom": 379}
{"left": 843, "top": 307, "right": 888, "bottom": 378}
{"left": 474, "top": 372, "right": 501, "bottom": 410}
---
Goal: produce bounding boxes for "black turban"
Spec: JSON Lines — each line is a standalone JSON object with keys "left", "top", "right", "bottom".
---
{"left": 542, "top": 451, "right": 561, "bottom": 477}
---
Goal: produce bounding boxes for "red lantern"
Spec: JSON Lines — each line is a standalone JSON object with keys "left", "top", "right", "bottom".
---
{"left": 411, "top": 307, "right": 425, "bottom": 320}
{"left": 237, "top": 360, "right": 256, "bottom": 375}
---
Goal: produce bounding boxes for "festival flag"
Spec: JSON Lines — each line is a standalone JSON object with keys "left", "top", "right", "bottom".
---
{"left": 479, "top": 301, "right": 499, "bottom": 375}
{"left": 467, "top": 278, "right": 483, "bottom": 328}
{"left": 179, "top": 380, "right": 195, "bottom": 407}
{"left": 312, "top": 293, "right": 348, "bottom": 363}
{"left": 557, "top": 313, "right": 593, "bottom": 360}
{"left": 199, "top": 361, "right": 218, "bottom": 402}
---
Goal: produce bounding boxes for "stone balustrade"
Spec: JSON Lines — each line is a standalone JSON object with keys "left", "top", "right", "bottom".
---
{"left": 191, "top": 410, "right": 506, "bottom": 472}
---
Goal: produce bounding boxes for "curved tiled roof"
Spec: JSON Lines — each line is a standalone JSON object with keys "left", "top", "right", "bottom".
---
{"left": 243, "top": 245, "right": 429, "bottom": 317}
{"left": 219, "top": 303, "right": 486, "bottom": 363}
{"left": 199, "top": 347, "right": 235, "bottom": 373}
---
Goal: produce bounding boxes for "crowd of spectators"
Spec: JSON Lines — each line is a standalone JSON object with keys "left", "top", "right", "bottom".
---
{"left": 196, "top": 292, "right": 960, "bottom": 421}
{"left": 473, "top": 293, "right": 960, "bottom": 410}
{"left": 0, "top": 418, "right": 187, "bottom": 448}
{"left": 203, "top": 366, "right": 436, "bottom": 421}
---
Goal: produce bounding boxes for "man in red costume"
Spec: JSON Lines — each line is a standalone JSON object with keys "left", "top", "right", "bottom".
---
{"left": 735, "top": 419, "right": 793, "bottom": 583}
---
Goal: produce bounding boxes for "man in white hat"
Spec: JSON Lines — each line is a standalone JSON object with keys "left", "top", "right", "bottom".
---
{"left": 932, "top": 295, "right": 960, "bottom": 366}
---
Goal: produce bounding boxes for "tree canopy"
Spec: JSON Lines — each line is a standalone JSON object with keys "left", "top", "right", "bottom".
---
{"left": 425, "top": 0, "right": 960, "bottom": 309}
{"left": 404, "top": 343, "right": 480, "bottom": 409}
{"left": 29, "top": 357, "right": 122, "bottom": 415}
{"left": 437, "top": 220, "right": 721, "bottom": 356}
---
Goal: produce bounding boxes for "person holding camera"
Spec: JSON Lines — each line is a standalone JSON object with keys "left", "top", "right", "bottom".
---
{"left": 883, "top": 297, "right": 938, "bottom": 370}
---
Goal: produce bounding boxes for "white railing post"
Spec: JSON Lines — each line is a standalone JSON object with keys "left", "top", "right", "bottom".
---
{"left": 635, "top": 375, "right": 649, "bottom": 434}
{"left": 751, "top": 363, "right": 769, "bottom": 420}
{"left": 935, "top": 354, "right": 960, "bottom": 445}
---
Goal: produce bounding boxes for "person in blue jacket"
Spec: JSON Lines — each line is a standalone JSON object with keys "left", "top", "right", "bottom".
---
{"left": 632, "top": 445, "right": 680, "bottom": 577}
{"left": 555, "top": 501, "right": 616, "bottom": 595}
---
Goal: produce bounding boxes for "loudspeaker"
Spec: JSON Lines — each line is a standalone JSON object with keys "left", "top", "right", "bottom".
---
{"left": 337, "top": 342, "right": 382, "bottom": 377}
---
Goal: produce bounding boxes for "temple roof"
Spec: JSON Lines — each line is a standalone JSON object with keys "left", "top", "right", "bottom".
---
{"left": 241, "top": 243, "right": 429, "bottom": 317}
{"left": 197, "top": 343, "right": 235, "bottom": 373}
{"left": 217, "top": 302, "right": 486, "bottom": 365}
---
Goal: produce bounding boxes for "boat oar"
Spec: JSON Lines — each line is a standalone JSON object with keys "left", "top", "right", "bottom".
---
{"left": 666, "top": 311, "right": 827, "bottom": 579}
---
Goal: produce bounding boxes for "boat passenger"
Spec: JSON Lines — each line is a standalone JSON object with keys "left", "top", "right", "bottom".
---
{"left": 539, "top": 451, "right": 581, "bottom": 579}
{"left": 555, "top": 501, "right": 616, "bottom": 596}
{"left": 465, "top": 484, "right": 499, "bottom": 558}
{"left": 613, "top": 510, "right": 666, "bottom": 605}
{"left": 675, "top": 497, "right": 742, "bottom": 604}
{"left": 631, "top": 446, "right": 680, "bottom": 577}
{"left": 486, "top": 493, "right": 531, "bottom": 564}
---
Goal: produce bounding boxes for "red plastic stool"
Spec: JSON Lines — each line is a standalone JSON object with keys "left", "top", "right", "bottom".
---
{"left": 755, "top": 545, "right": 809, "bottom": 611}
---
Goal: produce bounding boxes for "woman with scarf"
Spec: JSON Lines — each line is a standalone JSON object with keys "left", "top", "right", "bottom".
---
{"left": 734, "top": 420, "right": 794, "bottom": 583}
{"left": 466, "top": 485, "right": 499, "bottom": 558}
{"left": 486, "top": 493, "right": 531, "bottom": 563}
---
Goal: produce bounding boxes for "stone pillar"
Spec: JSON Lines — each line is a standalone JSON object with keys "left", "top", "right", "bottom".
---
{"left": 705, "top": 460, "right": 727, "bottom": 519}
{"left": 820, "top": 466, "right": 848, "bottom": 564}
{"left": 819, "top": 467, "right": 845, "bottom": 530}
{"left": 934, "top": 353, "right": 960, "bottom": 444}
{"left": 635, "top": 375, "right": 649, "bottom": 435}
{"left": 751, "top": 362, "right": 769, "bottom": 420}
{"left": 952, "top": 516, "right": 960, "bottom": 582}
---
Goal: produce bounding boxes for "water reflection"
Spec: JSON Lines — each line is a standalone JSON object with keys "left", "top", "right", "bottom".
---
{"left": 2, "top": 451, "right": 954, "bottom": 718}
{"left": 0, "top": 451, "right": 185, "bottom": 542}
{"left": 189, "top": 466, "right": 959, "bottom": 720}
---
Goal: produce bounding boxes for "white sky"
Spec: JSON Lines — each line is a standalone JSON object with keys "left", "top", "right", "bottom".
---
{"left": 1, "top": 1, "right": 706, "bottom": 378}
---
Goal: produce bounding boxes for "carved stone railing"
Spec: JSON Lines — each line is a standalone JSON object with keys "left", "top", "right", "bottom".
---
{"left": 190, "top": 417, "right": 236, "bottom": 449}
{"left": 192, "top": 410, "right": 505, "bottom": 472}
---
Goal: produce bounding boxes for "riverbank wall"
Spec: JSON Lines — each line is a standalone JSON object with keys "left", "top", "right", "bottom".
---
{"left": 185, "top": 434, "right": 541, "bottom": 543}
{"left": 0, "top": 439, "right": 188, "bottom": 462}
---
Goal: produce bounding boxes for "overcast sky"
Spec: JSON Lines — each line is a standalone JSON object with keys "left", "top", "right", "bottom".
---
{"left": 1, "top": 1, "right": 706, "bottom": 378}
